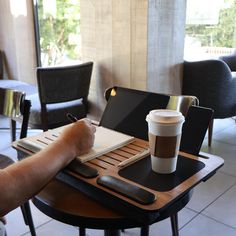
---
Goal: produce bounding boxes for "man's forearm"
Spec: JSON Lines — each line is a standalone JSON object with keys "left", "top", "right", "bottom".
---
{"left": 0, "top": 119, "right": 95, "bottom": 216}
{"left": 0, "top": 139, "right": 75, "bottom": 216}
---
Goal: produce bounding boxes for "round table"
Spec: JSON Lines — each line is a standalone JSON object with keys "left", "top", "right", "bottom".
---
{"left": 33, "top": 178, "right": 151, "bottom": 236}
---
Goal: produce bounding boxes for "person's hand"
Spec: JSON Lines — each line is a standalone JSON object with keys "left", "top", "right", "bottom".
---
{"left": 59, "top": 118, "right": 96, "bottom": 157}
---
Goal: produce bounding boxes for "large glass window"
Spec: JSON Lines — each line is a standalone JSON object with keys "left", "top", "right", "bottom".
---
{"left": 184, "top": 0, "right": 236, "bottom": 60}
{"left": 34, "top": 0, "right": 81, "bottom": 66}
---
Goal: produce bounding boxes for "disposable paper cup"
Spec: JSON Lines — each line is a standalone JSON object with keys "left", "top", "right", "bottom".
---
{"left": 146, "top": 109, "right": 185, "bottom": 174}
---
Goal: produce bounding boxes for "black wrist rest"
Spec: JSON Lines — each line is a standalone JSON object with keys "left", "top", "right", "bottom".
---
{"left": 66, "top": 159, "right": 99, "bottom": 178}
{"left": 97, "top": 175, "right": 156, "bottom": 205}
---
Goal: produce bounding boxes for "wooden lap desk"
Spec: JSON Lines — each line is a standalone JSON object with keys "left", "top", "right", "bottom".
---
{"left": 12, "top": 125, "right": 224, "bottom": 234}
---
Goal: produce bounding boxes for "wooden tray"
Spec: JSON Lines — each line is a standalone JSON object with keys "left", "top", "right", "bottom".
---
{"left": 13, "top": 126, "right": 224, "bottom": 223}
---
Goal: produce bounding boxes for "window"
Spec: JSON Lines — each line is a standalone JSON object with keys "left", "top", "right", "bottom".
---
{"left": 34, "top": 0, "right": 81, "bottom": 66}
{"left": 184, "top": 0, "right": 236, "bottom": 60}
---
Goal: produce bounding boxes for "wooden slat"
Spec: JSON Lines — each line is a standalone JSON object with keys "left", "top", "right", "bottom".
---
{"left": 104, "top": 152, "right": 128, "bottom": 162}
{"left": 112, "top": 149, "right": 133, "bottom": 158}
{"left": 119, "top": 146, "right": 140, "bottom": 155}
{"left": 126, "top": 143, "right": 146, "bottom": 152}
{"left": 89, "top": 158, "right": 114, "bottom": 169}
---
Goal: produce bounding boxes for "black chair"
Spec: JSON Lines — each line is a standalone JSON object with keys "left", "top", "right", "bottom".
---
{"left": 101, "top": 86, "right": 212, "bottom": 236}
{"left": 183, "top": 59, "right": 236, "bottom": 146}
{"left": 13, "top": 62, "right": 93, "bottom": 135}
{"left": 0, "top": 87, "right": 36, "bottom": 236}
{"left": 219, "top": 53, "right": 236, "bottom": 71}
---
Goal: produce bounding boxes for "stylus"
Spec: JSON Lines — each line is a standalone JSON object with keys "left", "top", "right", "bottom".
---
{"left": 67, "top": 113, "right": 78, "bottom": 122}
{"left": 118, "top": 149, "right": 150, "bottom": 168}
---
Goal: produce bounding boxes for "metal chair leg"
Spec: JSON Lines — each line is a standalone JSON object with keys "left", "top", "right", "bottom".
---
{"left": 20, "top": 201, "right": 36, "bottom": 236}
{"left": 10, "top": 119, "right": 16, "bottom": 142}
{"left": 79, "top": 227, "right": 86, "bottom": 236}
{"left": 208, "top": 118, "right": 214, "bottom": 147}
{"left": 104, "top": 229, "right": 120, "bottom": 236}
{"left": 170, "top": 213, "right": 179, "bottom": 236}
{"left": 140, "top": 225, "right": 149, "bottom": 236}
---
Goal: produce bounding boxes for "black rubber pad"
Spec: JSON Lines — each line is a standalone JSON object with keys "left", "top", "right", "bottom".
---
{"left": 119, "top": 155, "right": 205, "bottom": 192}
{"left": 66, "top": 159, "right": 99, "bottom": 178}
{"left": 97, "top": 175, "right": 156, "bottom": 205}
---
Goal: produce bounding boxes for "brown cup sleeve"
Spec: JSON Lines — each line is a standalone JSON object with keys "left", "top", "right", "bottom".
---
{"left": 148, "top": 133, "right": 181, "bottom": 158}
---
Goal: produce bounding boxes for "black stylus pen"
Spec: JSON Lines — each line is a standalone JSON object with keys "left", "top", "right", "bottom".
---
{"left": 67, "top": 113, "right": 78, "bottom": 122}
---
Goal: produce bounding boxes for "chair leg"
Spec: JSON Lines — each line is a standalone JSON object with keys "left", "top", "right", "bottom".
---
{"left": 208, "top": 119, "right": 214, "bottom": 147}
{"left": 20, "top": 99, "right": 31, "bottom": 139}
{"left": 104, "top": 229, "right": 120, "bottom": 236}
{"left": 140, "top": 226, "right": 149, "bottom": 236}
{"left": 79, "top": 227, "right": 86, "bottom": 236}
{"left": 10, "top": 119, "right": 16, "bottom": 142}
{"left": 170, "top": 213, "right": 179, "bottom": 236}
{"left": 20, "top": 201, "right": 36, "bottom": 236}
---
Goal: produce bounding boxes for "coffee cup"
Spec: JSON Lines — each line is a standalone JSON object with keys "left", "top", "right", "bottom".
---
{"left": 146, "top": 109, "right": 185, "bottom": 174}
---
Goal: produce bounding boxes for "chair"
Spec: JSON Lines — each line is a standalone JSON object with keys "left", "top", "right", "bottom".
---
{"left": 219, "top": 52, "right": 236, "bottom": 71}
{"left": 0, "top": 87, "right": 36, "bottom": 236}
{"left": 13, "top": 62, "right": 93, "bottom": 135}
{"left": 182, "top": 59, "right": 236, "bottom": 146}
{"left": 166, "top": 95, "right": 199, "bottom": 117}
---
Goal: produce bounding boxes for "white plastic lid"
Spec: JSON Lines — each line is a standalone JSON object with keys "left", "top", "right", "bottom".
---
{"left": 146, "top": 109, "right": 184, "bottom": 124}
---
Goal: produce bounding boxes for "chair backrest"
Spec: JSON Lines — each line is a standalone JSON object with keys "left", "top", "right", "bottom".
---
{"left": 219, "top": 54, "right": 236, "bottom": 71}
{"left": 37, "top": 62, "right": 93, "bottom": 104}
{"left": 183, "top": 59, "right": 236, "bottom": 118}
{"left": 36, "top": 62, "right": 93, "bottom": 131}
{"left": 101, "top": 86, "right": 211, "bottom": 155}
{"left": 104, "top": 87, "right": 114, "bottom": 101}
{"left": 166, "top": 95, "right": 199, "bottom": 117}
{"left": 0, "top": 87, "right": 25, "bottom": 117}
{"left": 0, "top": 87, "right": 31, "bottom": 139}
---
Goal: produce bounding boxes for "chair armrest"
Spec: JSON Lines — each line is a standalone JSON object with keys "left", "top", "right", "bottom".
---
{"left": 219, "top": 54, "right": 236, "bottom": 71}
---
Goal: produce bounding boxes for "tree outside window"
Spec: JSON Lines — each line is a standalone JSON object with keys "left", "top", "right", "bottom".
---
{"left": 185, "top": 0, "right": 236, "bottom": 60}
{"left": 37, "top": 0, "right": 81, "bottom": 66}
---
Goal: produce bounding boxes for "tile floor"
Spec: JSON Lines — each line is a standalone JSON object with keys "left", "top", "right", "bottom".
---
{"left": 1, "top": 117, "right": 236, "bottom": 236}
